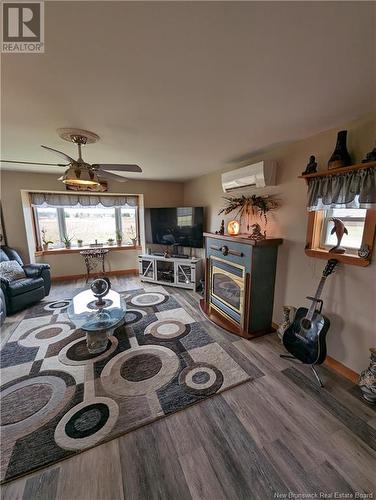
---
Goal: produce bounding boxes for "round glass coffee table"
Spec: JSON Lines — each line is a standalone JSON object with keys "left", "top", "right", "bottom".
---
{"left": 68, "top": 288, "right": 126, "bottom": 354}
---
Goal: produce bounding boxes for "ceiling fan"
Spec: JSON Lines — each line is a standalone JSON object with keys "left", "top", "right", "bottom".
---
{"left": 0, "top": 128, "right": 142, "bottom": 187}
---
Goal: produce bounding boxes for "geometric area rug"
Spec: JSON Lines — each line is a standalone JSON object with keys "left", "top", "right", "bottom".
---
{"left": 0, "top": 285, "right": 249, "bottom": 483}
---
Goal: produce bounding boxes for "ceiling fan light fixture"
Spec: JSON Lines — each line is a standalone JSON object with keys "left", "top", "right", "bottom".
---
{"left": 7, "top": 129, "right": 142, "bottom": 182}
{"left": 62, "top": 166, "right": 99, "bottom": 186}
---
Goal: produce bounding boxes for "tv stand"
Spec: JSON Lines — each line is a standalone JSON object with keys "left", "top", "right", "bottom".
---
{"left": 138, "top": 254, "right": 203, "bottom": 290}
{"left": 151, "top": 251, "right": 189, "bottom": 259}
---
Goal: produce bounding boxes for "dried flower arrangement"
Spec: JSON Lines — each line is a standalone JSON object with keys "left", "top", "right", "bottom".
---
{"left": 218, "top": 194, "right": 279, "bottom": 231}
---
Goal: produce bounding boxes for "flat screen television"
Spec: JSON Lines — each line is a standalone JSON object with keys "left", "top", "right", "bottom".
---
{"left": 144, "top": 207, "right": 204, "bottom": 248}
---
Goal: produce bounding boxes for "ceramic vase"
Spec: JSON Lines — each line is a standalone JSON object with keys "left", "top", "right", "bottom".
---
{"left": 359, "top": 348, "right": 376, "bottom": 404}
{"left": 328, "top": 130, "right": 352, "bottom": 170}
{"left": 277, "top": 305, "right": 296, "bottom": 341}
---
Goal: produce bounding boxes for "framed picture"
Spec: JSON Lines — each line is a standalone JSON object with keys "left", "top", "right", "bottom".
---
{"left": 0, "top": 202, "right": 7, "bottom": 246}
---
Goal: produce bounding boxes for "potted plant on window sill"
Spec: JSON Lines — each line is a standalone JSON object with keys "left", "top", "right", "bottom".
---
{"left": 77, "top": 239, "right": 83, "bottom": 248}
{"left": 129, "top": 225, "right": 138, "bottom": 247}
{"left": 116, "top": 230, "right": 123, "bottom": 246}
{"left": 41, "top": 229, "right": 53, "bottom": 251}
{"left": 108, "top": 238, "right": 115, "bottom": 246}
{"left": 62, "top": 234, "right": 74, "bottom": 249}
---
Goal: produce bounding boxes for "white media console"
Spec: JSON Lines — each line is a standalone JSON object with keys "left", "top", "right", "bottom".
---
{"left": 138, "top": 254, "right": 203, "bottom": 290}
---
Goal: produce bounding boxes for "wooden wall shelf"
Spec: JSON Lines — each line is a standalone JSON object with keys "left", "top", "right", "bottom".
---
{"left": 299, "top": 161, "right": 376, "bottom": 182}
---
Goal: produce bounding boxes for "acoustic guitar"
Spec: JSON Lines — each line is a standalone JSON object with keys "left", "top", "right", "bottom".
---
{"left": 282, "top": 259, "right": 338, "bottom": 365}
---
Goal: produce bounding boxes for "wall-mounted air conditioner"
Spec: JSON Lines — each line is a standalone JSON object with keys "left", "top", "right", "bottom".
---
{"left": 221, "top": 160, "right": 277, "bottom": 193}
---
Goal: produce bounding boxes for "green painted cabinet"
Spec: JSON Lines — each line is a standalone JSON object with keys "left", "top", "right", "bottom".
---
{"left": 201, "top": 233, "right": 282, "bottom": 339}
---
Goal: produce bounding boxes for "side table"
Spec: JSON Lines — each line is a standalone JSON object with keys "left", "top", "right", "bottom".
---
{"left": 80, "top": 248, "right": 109, "bottom": 283}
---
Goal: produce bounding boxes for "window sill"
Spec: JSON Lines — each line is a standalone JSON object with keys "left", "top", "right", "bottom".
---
{"left": 35, "top": 245, "right": 142, "bottom": 257}
{"left": 305, "top": 248, "right": 370, "bottom": 267}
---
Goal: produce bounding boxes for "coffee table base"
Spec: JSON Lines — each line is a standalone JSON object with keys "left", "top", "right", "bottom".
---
{"left": 85, "top": 319, "right": 125, "bottom": 354}
{"left": 86, "top": 329, "right": 112, "bottom": 354}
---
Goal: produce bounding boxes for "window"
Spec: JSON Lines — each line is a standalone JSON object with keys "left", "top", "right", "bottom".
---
{"left": 320, "top": 208, "right": 367, "bottom": 253}
{"left": 35, "top": 204, "right": 138, "bottom": 249}
{"left": 64, "top": 207, "right": 116, "bottom": 243}
{"left": 177, "top": 207, "right": 193, "bottom": 227}
{"left": 36, "top": 207, "right": 60, "bottom": 249}
{"left": 305, "top": 208, "right": 375, "bottom": 266}
{"left": 303, "top": 164, "right": 376, "bottom": 266}
{"left": 120, "top": 207, "right": 138, "bottom": 243}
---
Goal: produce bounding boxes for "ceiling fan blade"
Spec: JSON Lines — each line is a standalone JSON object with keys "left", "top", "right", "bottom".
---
{"left": 1, "top": 159, "right": 69, "bottom": 167}
{"left": 97, "top": 170, "right": 129, "bottom": 182}
{"left": 41, "top": 145, "right": 76, "bottom": 163}
{"left": 93, "top": 164, "right": 142, "bottom": 173}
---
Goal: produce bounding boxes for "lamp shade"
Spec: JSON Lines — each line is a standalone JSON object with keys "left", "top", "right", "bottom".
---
{"left": 62, "top": 166, "right": 99, "bottom": 187}
{"left": 227, "top": 220, "right": 240, "bottom": 235}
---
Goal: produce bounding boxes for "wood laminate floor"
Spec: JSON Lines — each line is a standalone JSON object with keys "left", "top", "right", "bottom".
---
{"left": 1, "top": 276, "right": 375, "bottom": 500}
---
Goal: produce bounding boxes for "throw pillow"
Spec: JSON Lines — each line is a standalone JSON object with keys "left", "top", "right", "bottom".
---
{"left": 0, "top": 260, "right": 26, "bottom": 281}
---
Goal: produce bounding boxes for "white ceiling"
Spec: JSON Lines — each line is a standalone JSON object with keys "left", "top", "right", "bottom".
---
{"left": 1, "top": 1, "right": 375, "bottom": 181}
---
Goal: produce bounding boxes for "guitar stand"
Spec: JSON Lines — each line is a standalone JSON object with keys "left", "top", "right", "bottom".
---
{"left": 311, "top": 365, "right": 324, "bottom": 388}
{"left": 280, "top": 354, "right": 324, "bottom": 388}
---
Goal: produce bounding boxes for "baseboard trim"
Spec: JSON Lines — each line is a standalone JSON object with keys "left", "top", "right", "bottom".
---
{"left": 51, "top": 269, "right": 139, "bottom": 282}
{"left": 324, "top": 356, "right": 359, "bottom": 384}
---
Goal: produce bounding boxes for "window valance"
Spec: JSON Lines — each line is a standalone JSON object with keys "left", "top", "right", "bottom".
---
{"left": 30, "top": 192, "right": 138, "bottom": 208}
{"left": 307, "top": 166, "right": 376, "bottom": 211}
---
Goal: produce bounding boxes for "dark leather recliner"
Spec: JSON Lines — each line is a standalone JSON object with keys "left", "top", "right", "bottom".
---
{"left": 0, "top": 246, "right": 51, "bottom": 315}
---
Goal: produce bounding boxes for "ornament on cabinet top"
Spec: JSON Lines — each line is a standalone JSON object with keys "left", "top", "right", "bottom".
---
{"left": 227, "top": 220, "right": 240, "bottom": 236}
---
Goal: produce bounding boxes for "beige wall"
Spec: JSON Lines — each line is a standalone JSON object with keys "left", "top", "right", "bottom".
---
{"left": 183, "top": 115, "right": 376, "bottom": 374}
{"left": 0, "top": 171, "right": 184, "bottom": 277}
